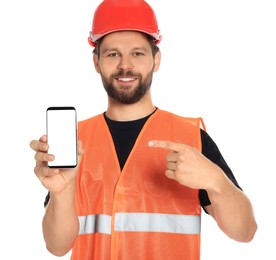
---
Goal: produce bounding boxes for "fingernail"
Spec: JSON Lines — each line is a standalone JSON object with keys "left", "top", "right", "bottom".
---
{"left": 47, "top": 154, "right": 54, "bottom": 161}
{"left": 148, "top": 141, "right": 154, "bottom": 147}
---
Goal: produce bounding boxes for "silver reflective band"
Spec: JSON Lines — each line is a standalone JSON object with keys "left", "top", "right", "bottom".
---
{"left": 115, "top": 213, "right": 200, "bottom": 234}
{"left": 115, "top": 213, "right": 201, "bottom": 234}
{"left": 79, "top": 214, "right": 111, "bottom": 235}
{"left": 79, "top": 213, "right": 201, "bottom": 235}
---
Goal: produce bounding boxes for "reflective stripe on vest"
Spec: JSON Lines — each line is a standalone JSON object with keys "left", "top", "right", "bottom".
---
{"left": 79, "top": 213, "right": 200, "bottom": 235}
{"left": 79, "top": 214, "right": 111, "bottom": 235}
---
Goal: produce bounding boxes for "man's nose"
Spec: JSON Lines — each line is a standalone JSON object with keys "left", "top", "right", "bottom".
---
{"left": 117, "top": 55, "right": 134, "bottom": 70}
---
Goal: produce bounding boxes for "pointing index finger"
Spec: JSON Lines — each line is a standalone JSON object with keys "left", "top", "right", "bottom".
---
{"left": 148, "top": 140, "right": 184, "bottom": 152}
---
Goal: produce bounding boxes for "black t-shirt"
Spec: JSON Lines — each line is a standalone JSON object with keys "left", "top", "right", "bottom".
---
{"left": 44, "top": 112, "right": 241, "bottom": 210}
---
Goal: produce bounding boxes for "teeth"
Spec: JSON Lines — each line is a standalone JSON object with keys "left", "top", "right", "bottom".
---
{"left": 118, "top": 78, "right": 135, "bottom": 82}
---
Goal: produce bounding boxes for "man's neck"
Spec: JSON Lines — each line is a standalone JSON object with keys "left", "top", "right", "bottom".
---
{"left": 105, "top": 98, "right": 156, "bottom": 122}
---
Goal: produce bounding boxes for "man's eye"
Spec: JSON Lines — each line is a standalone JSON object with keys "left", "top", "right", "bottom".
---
{"left": 133, "top": 52, "right": 144, "bottom": 57}
{"left": 107, "top": 53, "right": 118, "bottom": 57}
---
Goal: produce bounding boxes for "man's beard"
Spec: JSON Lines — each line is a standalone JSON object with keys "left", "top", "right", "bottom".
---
{"left": 100, "top": 69, "right": 154, "bottom": 104}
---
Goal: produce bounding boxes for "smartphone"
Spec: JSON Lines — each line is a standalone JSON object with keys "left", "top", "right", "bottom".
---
{"left": 46, "top": 106, "right": 78, "bottom": 168}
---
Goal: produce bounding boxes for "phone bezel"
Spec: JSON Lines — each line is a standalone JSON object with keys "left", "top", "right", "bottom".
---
{"left": 46, "top": 106, "right": 78, "bottom": 168}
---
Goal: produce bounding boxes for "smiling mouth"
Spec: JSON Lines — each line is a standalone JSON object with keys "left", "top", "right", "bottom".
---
{"left": 116, "top": 77, "right": 137, "bottom": 82}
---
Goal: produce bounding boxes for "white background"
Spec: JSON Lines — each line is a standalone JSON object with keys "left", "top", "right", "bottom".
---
{"left": 0, "top": 0, "right": 275, "bottom": 259}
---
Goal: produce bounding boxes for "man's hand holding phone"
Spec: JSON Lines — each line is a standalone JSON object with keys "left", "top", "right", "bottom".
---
{"left": 29, "top": 106, "right": 84, "bottom": 194}
{"left": 30, "top": 134, "right": 84, "bottom": 194}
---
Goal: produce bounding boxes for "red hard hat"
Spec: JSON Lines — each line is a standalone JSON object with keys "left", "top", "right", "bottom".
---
{"left": 88, "top": 0, "right": 162, "bottom": 47}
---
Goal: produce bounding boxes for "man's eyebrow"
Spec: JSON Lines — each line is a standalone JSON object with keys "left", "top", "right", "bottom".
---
{"left": 132, "top": 47, "right": 150, "bottom": 53}
{"left": 101, "top": 46, "right": 150, "bottom": 55}
{"left": 101, "top": 48, "right": 119, "bottom": 55}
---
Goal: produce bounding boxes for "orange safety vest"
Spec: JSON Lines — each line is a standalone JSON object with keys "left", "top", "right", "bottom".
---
{"left": 72, "top": 109, "right": 205, "bottom": 260}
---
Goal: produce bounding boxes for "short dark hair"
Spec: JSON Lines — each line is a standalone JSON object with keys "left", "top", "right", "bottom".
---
{"left": 93, "top": 33, "right": 160, "bottom": 58}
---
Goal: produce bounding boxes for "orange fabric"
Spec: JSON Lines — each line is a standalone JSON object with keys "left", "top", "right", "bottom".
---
{"left": 72, "top": 109, "right": 203, "bottom": 260}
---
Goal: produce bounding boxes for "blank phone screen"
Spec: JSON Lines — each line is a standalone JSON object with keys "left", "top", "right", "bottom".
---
{"left": 46, "top": 107, "right": 77, "bottom": 168}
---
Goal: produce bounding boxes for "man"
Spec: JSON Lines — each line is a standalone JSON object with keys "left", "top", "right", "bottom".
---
{"left": 30, "top": 0, "right": 257, "bottom": 259}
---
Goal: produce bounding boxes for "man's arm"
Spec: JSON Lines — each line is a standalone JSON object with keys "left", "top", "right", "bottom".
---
{"left": 30, "top": 135, "right": 84, "bottom": 256}
{"left": 43, "top": 183, "right": 79, "bottom": 256}
{"left": 203, "top": 165, "right": 257, "bottom": 242}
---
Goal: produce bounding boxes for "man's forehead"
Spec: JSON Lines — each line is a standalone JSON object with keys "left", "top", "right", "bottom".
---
{"left": 100, "top": 31, "right": 152, "bottom": 52}
{"left": 101, "top": 31, "right": 150, "bottom": 44}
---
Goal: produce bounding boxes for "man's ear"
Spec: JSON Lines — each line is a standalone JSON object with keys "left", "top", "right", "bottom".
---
{"left": 153, "top": 50, "right": 161, "bottom": 72}
{"left": 93, "top": 53, "right": 101, "bottom": 74}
